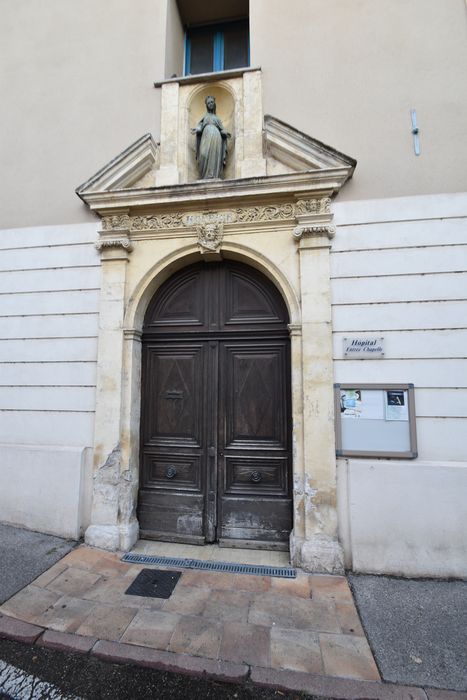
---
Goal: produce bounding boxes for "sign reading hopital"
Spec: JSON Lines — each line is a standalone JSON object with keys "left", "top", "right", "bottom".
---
{"left": 343, "top": 337, "right": 385, "bottom": 358}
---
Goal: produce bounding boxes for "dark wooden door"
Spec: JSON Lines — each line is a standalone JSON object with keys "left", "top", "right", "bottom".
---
{"left": 139, "top": 262, "right": 292, "bottom": 548}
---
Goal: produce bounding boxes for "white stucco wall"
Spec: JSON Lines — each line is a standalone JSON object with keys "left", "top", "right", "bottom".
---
{"left": 333, "top": 192, "right": 467, "bottom": 577}
{"left": 0, "top": 223, "right": 99, "bottom": 538}
{"left": 1, "top": 193, "right": 466, "bottom": 575}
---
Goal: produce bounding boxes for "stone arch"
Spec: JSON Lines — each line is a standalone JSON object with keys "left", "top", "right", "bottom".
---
{"left": 124, "top": 242, "right": 301, "bottom": 334}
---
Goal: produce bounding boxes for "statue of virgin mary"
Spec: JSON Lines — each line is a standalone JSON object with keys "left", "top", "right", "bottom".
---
{"left": 194, "top": 95, "right": 230, "bottom": 179}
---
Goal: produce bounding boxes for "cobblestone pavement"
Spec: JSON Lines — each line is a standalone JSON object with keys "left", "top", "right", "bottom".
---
{"left": 0, "top": 545, "right": 379, "bottom": 683}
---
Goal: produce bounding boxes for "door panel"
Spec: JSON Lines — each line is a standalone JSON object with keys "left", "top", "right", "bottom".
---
{"left": 224, "top": 456, "right": 288, "bottom": 496}
{"left": 222, "top": 343, "right": 288, "bottom": 448}
{"left": 143, "top": 345, "right": 204, "bottom": 446}
{"left": 139, "top": 343, "right": 208, "bottom": 542}
{"left": 218, "top": 340, "right": 292, "bottom": 546}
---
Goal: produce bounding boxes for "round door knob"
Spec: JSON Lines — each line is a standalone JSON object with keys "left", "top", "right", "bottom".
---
{"left": 250, "top": 471, "right": 262, "bottom": 483}
{"left": 165, "top": 466, "right": 177, "bottom": 479}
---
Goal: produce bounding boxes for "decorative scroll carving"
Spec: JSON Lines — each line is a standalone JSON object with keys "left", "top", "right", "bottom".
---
{"left": 293, "top": 225, "right": 336, "bottom": 240}
{"left": 130, "top": 213, "right": 184, "bottom": 231}
{"left": 234, "top": 203, "right": 295, "bottom": 223}
{"left": 197, "top": 222, "right": 224, "bottom": 254}
{"left": 100, "top": 198, "right": 333, "bottom": 240}
{"left": 95, "top": 237, "right": 134, "bottom": 252}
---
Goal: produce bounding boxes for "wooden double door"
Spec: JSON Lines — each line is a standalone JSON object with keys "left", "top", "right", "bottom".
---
{"left": 138, "top": 261, "right": 292, "bottom": 548}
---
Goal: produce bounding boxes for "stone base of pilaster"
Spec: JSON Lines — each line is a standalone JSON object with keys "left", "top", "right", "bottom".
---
{"left": 291, "top": 533, "right": 345, "bottom": 574}
{"left": 84, "top": 521, "right": 139, "bottom": 552}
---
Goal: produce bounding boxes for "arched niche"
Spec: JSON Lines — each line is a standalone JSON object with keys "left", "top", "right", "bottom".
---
{"left": 187, "top": 85, "right": 236, "bottom": 182}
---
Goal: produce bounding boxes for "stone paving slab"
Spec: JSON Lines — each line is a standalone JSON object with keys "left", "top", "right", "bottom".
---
{"left": 0, "top": 544, "right": 379, "bottom": 683}
{"left": 2, "top": 612, "right": 467, "bottom": 699}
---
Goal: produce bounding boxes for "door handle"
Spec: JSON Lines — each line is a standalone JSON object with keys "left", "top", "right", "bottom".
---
{"left": 219, "top": 451, "right": 224, "bottom": 457}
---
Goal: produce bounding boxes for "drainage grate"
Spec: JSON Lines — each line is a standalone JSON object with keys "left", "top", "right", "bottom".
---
{"left": 125, "top": 568, "right": 181, "bottom": 598}
{"left": 121, "top": 553, "right": 296, "bottom": 579}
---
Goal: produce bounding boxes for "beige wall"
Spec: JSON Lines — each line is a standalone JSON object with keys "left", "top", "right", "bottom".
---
{"left": 2, "top": 0, "right": 467, "bottom": 228}
{"left": 251, "top": 0, "right": 467, "bottom": 200}
{"left": 0, "top": 0, "right": 167, "bottom": 228}
{"left": 165, "top": 0, "right": 184, "bottom": 79}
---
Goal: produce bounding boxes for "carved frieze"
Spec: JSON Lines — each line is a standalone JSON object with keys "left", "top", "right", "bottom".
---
{"left": 100, "top": 198, "right": 331, "bottom": 233}
{"left": 295, "top": 198, "right": 331, "bottom": 215}
{"left": 130, "top": 213, "right": 184, "bottom": 231}
{"left": 234, "top": 203, "right": 295, "bottom": 223}
{"left": 101, "top": 215, "right": 131, "bottom": 231}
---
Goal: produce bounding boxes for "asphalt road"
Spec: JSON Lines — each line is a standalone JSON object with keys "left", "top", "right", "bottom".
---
{"left": 0, "top": 525, "right": 75, "bottom": 605}
{"left": 350, "top": 574, "right": 467, "bottom": 692}
{"left": 0, "top": 638, "right": 326, "bottom": 700}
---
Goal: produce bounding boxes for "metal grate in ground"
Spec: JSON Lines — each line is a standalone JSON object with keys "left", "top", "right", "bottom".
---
{"left": 125, "top": 568, "right": 181, "bottom": 598}
{"left": 121, "top": 553, "right": 296, "bottom": 578}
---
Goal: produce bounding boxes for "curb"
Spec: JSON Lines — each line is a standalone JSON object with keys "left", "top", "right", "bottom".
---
{"left": 1, "top": 613, "right": 466, "bottom": 700}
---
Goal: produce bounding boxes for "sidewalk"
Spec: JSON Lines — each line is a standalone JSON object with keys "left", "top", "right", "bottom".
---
{"left": 0, "top": 526, "right": 466, "bottom": 699}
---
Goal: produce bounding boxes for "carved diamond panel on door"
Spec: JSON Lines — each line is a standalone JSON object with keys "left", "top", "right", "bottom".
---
{"left": 223, "top": 344, "right": 287, "bottom": 448}
{"left": 143, "top": 345, "right": 204, "bottom": 446}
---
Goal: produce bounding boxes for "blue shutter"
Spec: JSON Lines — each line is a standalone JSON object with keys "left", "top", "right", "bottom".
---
{"left": 213, "top": 30, "right": 224, "bottom": 72}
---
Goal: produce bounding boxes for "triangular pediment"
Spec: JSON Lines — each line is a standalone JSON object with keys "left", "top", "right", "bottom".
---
{"left": 263, "top": 115, "right": 356, "bottom": 175}
{"left": 76, "top": 134, "right": 159, "bottom": 196}
{"left": 76, "top": 118, "right": 356, "bottom": 213}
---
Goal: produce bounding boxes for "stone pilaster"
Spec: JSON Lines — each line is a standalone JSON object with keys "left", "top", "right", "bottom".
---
{"left": 85, "top": 225, "right": 138, "bottom": 551}
{"left": 240, "top": 70, "right": 267, "bottom": 178}
{"left": 291, "top": 200, "right": 344, "bottom": 574}
{"left": 155, "top": 81, "right": 180, "bottom": 186}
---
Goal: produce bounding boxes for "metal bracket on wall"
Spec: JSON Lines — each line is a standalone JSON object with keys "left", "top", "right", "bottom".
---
{"left": 410, "top": 109, "right": 420, "bottom": 156}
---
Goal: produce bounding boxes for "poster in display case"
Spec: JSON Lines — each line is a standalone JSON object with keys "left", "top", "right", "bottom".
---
{"left": 334, "top": 383, "right": 417, "bottom": 458}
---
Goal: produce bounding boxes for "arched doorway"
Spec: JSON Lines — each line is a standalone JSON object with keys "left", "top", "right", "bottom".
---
{"left": 138, "top": 260, "right": 292, "bottom": 549}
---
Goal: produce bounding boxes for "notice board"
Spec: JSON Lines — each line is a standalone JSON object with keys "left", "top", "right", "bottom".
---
{"left": 334, "top": 383, "right": 417, "bottom": 458}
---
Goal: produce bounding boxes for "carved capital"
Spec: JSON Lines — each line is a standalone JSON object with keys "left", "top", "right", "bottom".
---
{"left": 95, "top": 236, "right": 134, "bottom": 252}
{"left": 123, "top": 329, "right": 143, "bottom": 342}
{"left": 287, "top": 323, "right": 302, "bottom": 337}
{"left": 293, "top": 225, "right": 336, "bottom": 240}
{"left": 293, "top": 196, "right": 335, "bottom": 244}
{"left": 95, "top": 234, "right": 134, "bottom": 260}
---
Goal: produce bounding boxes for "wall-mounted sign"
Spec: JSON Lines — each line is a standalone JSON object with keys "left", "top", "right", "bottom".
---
{"left": 334, "top": 383, "right": 417, "bottom": 459}
{"left": 343, "top": 336, "right": 385, "bottom": 359}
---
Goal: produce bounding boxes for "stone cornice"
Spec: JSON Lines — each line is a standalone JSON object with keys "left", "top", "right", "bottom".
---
{"left": 154, "top": 66, "right": 261, "bottom": 88}
{"left": 76, "top": 134, "right": 158, "bottom": 195}
{"left": 264, "top": 115, "right": 357, "bottom": 174}
{"left": 78, "top": 170, "right": 349, "bottom": 214}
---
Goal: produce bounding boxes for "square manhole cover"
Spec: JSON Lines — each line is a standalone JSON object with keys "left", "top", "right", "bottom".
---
{"left": 125, "top": 569, "right": 181, "bottom": 599}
